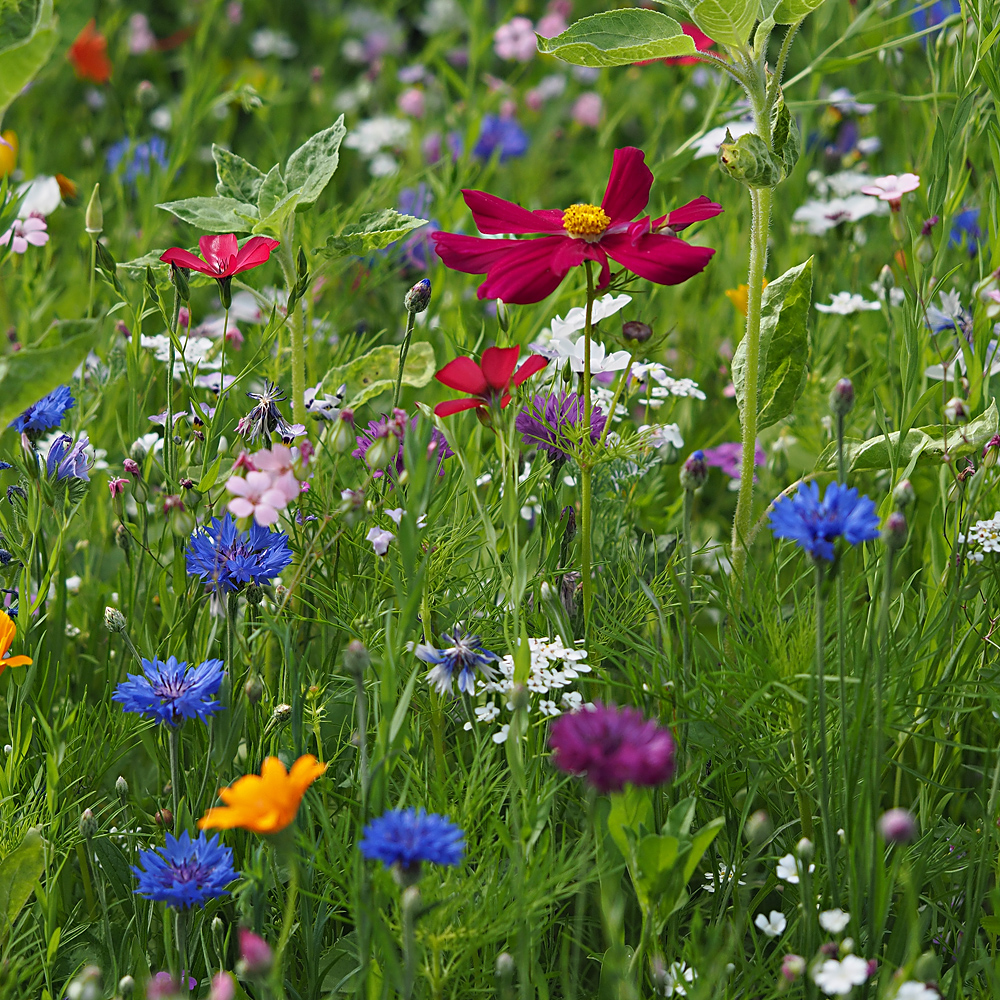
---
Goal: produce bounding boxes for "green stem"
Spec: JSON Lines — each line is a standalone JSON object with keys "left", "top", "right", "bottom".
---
{"left": 402, "top": 886, "right": 420, "bottom": 1000}
{"left": 836, "top": 413, "right": 848, "bottom": 831}
{"left": 682, "top": 487, "right": 693, "bottom": 682}
{"left": 731, "top": 185, "right": 772, "bottom": 582}
{"left": 394, "top": 309, "right": 417, "bottom": 410}
{"left": 273, "top": 849, "right": 300, "bottom": 996}
{"left": 87, "top": 237, "right": 97, "bottom": 319}
{"left": 814, "top": 561, "right": 837, "bottom": 907}
{"left": 176, "top": 908, "right": 188, "bottom": 991}
{"left": 168, "top": 726, "right": 181, "bottom": 837}
{"left": 580, "top": 261, "right": 596, "bottom": 627}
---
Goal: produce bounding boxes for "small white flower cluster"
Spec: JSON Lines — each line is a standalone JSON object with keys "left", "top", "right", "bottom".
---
{"left": 958, "top": 512, "right": 1000, "bottom": 563}
{"left": 632, "top": 363, "right": 707, "bottom": 401}
{"left": 464, "top": 636, "right": 591, "bottom": 743}
{"left": 141, "top": 333, "right": 220, "bottom": 380}
{"left": 813, "top": 954, "right": 869, "bottom": 996}
{"left": 703, "top": 864, "right": 746, "bottom": 894}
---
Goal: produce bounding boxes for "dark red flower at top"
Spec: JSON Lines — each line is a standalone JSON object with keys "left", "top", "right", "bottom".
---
{"left": 434, "top": 346, "right": 548, "bottom": 417}
{"left": 432, "top": 147, "right": 722, "bottom": 305}
{"left": 666, "top": 23, "right": 715, "bottom": 65}
{"left": 160, "top": 234, "right": 280, "bottom": 279}
{"left": 68, "top": 20, "right": 112, "bottom": 84}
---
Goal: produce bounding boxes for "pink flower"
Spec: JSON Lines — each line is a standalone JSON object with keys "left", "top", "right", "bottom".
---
{"left": 367, "top": 526, "right": 395, "bottom": 555}
{"left": 397, "top": 87, "right": 425, "bottom": 118}
{"left": 238, "top": 928, "right": 272, "bottom": 974}
{"left": 571, "top": 92, "right": 602, "bottom": 128}
{"left": 226, "top": 470, "right": 289, "bottom": 526}
{"left": 1, "top": 216, "right": 48, "bottom": 253}
{"left": 861, "top": 173, "right": 920, "bottom": 208}
{"left": 128, "top": 12, "right": 156, "bottom": 54}
{"left": 160, "top": 234, "right": 279, "bottom": 279}
{"left": 108, "top": 476, "right": 128, "bottom": 498}
{"left": 494, "top": 17, "right": 537, "bottom": 61}
{"left": 536, "top": 11, "right": 568, "bottom": 37}
{"left": 209, "top": 973, "right": 236, "bottom": 1000}
{"left": 432, "top": 147, "right": 722, "bottom": 304}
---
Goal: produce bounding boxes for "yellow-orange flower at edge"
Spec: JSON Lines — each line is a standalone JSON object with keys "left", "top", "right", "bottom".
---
{"left": 725, "top": 280, "right": 768, "bottom": 317}
{"left": 198, "top": 754, "right": 326, "bottom": 834}
{"left": 0, "top": 609, "right": 32, "bottom": 675}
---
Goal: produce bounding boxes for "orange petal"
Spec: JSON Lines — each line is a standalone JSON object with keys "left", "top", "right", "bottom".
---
{"left": 0, "top": 656, "right": 31, "bottom": 668}
{"left": 0, "top": 611, "right": 16, "bottom": 660}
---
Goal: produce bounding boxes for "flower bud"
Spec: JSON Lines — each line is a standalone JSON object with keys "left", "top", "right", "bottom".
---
{"left": 404, "top": 278, "right": 432, "bottom": 314}
{"left": 945, "top": 396, "right": 968, "bottom": 423}
{"left": 123, "top": 458, "right": 140, "bottom": 477}
{"left": 330, "top": 411, "right": 355, "bottom": 454}
{"left": 876, "top": 264, "right": 895, "bottom": 292}
{"left": 983, "top": 434, "right": 1000, "bottom": 468}
{"left": 796, "top": 837, "right": 814, "bottom": 862}
{"left": 343, "top": 639, "right": 370, "bottom": 679}
{"left": 104, "top": 607, "right": 127, "bottom": 633}
{"left": 85, "top": 183, "right": 103, "bottom": 235}
{"left": 496, "top": 952, "right": 515, "bottom": 980}
{"left": 679, "top": 450, "right": 707, "bottom": 491}
{"left": 893, "top": 478, "right": 915, "bottom": 508}
{"left": 211, "top": 916, "right": 225, "bottom": 942}
{"left": 154, "top": 808, "right": 172, "bottom": 827}
{"left": 273, "top": 703, "right": 292, "bottom": 725}
{"left": 882, "top": 511, "right": 907, "bottom": 550}
{"left": 115, "top": 524, "right": 132, "bottom": 554}
{"left": 244, "top": 675, "right": 264, "bottom": 703}
{"left": 878, "top": 807, "right": 916, "bottom": 843}
{"left": 116, "top": 775, "right": 129, "bottom": 803}
{"left": 365, "top": 430, "right": 399, "bottom": 470}
{"left": 135, "top": 79, "right": 159, "bottom": 107}
{"left": 780, "top": 954, "right": 805, "bottom": 983}
{"left": 238, "top": 928, "right": 273, "bottom": 976}
{"left": 745, "top": 809, "right": 771, "bottom": 844}
{"left": 209, "top": 972, "right": 236, "bottom": 1000}
{"left": 829, "top": 378, "right": 854, "bottom": 416}
{"left": 118, "top": 975, "right": 135, "bottom": 998}
{"left": 79, "top": 808, "right": 98, "bottom": 839}
{"left": 246, "top": 583, "right": 264, "bottom": 606}
{"left": 622, "top": 320, "right": 653, "bottom": 343}
{"left": 915, "top": 235, "right": 934, "bottom": 265}
{"left": 496, "top": 299, "right": 510, "bottom": 333}
{"left": 67, "top": 967, "right": 102, "bottom": 1000}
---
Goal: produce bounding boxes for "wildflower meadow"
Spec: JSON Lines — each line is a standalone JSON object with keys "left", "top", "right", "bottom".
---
{"left": 1, "top": 0, "right": 999, "bottom": 996}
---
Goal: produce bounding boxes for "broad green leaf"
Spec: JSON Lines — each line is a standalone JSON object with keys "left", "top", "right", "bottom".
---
{"left": 0, "top": 828, "right": 44, "bottom": 928}
{"left": 0, "top": 320, "right": 102, "bottom": 433}
{"left": 606, "top": 788, "right": 654, "bottom": 861}
{"left": 772, "top": 0, "right": 826, "bottom": 23}
{"left": 0, "top": 0, "right": 57, "bottom": 123}
{"left": 320, "top": 342, "right": 436, "bottom": 408}
{"left": 817, "top": 401, "right": 999, "bottom": 473}
{"left": 635, "top": 834, "right": 681, "bottom": 904}
{"left": 253, "top": 190, "right": 301, "bottom": 238}
{"left": 257, "top": 164, "right": 288, "bottom": 219}
{"left": 732, "top": 257, "right": 813, "bottom": 432}
{"left": 285, "top": 116, "right": 347, "bottom": 207}
{"left": 213, "top": 145, "right": 266, "bottom": 203}
{"left": 321, "top": 210, "right": 429, "bottom": 258}
{"left": 117, "top": 250, "right": 169, "bottom": 280}
{"left": 661, "top": 796, "right": 697, "bottom": 839}
{"left": 156, "top": 196, "right": 258, "bottom": 233}
{"left": 684, "top": 0, "right": 758, "bottom": 46}
{"left": 681, "top": 816, "right": 726, "bottom": 883}
{"left": 536, "top": 10, "right": 695, "bottom": 67}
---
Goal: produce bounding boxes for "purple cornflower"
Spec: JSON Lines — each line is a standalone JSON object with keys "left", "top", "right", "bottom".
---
{"left": 702, "top": 441, "right": 766, "bottom": 481}
{"left": 515, "top": 392, "right": 605, "bottom": 461}
{"left": 46, "top": 433, "right": 91, "bottom": 481}
{"left": 353, "top": 411, "right": 453, "bottom": 478}
{"left": 768, "top": 481, "right": 881, "bottom": 561}
{"left": 415, "top": 627, "right": 499, "bottom": 695}
{"left": 548, "top": 702, "right": 676, "bottom": 793}
{"left": 473, "top": 114, "right": 529, "bottom": 162}
{"left": 878, "top": 808, "right": 917, "bottom": 844}
{"left": 132, "top": 831, "right": 238, "bottom": 908}
{"left": 113, "top": 656, "right": 225, "bottom": 726}
{"left": 359, "top": 808, "right": 465, "bottom": 874}
{"left": 185, "top": 513, "right": 292, "bottom": 593}
{"left": 10, "top": 385, "right": 75, "bottom": 435}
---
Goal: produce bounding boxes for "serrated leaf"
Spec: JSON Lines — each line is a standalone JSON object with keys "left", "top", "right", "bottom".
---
{"left": 213, "top": 145, "right": 266, "bottom": 203}
{"left": 771, "top": 0, "right": 826, "bottom": 23}
{"left": 684, "top": 0, "right": 758, "bottom": 46}
{"left": 0, "top": 320, "right": 102, "bottom": 433}
{"left": 320, "top": 342, "right": 436, "bottom": 409}
{"left": 285, "top": 117, "right": 347, "bottom": 207}
{"left": 156, "top": 197, "right": 258, "bottom": 233}
{"left": 733, "top": 257, "right": 813, "bottom": 431}
{"left": 117, "top": 250, "right": 169, "bottom": 280}
{"left": 254, "top": 191, "right": 301, "bottom": 238}
{"left": 0, "top": 829, "right": 44, "bottom": 929}
{"left": 536, "top": 9, "right": 695, "bottom": 67}
{"left": 321, "top": 210, "right": 429, "bottom": 258}
{"left": 0, "top": 0, "right": 58, "bottom": 121}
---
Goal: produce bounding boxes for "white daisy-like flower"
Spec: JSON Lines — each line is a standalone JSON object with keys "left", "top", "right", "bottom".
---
{"left": 776, "top": 853, "right": 815, "bottom": 884}
{"left": 812, "top": 955, "right": 869, "bottom": 996}
{"left": 818, "top": 908, "right": 851, "bottom": 933}
{"left": 692, "top": 119, "right": 755, "bottom": 158}
{"left": 659, "top": 961, "right": 695, "bottom": 997}
{"left": 344, "top": 116, "right": 412, "bottom": 157}
{"left": 815, "top": 292, "right": 882, "bottom": 315}
{"left": 491, "top": 724, "right": 511, "bottom": 744}
{"left": 754, "top": 910, "right": 786, "bottom": 938}
{"left": 893, "top": 982, "right": 939, "bottom": 1000}
{"left": 547, "top": 293, "right": 632, "bottom": 339}
{"left": 793, "top": 195, "right": 883, "bottom": 235}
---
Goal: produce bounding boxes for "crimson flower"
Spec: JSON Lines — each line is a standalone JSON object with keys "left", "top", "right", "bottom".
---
{"left": 160, "top": 234, "right": 280, "bottom": 279}
{"left": 68, "top": 20, "right": 112, "bottom": 84}
{"left": 431, "top": 147, "right": 721, "bottom": 305}
{"left": 434, "top": 346, "right": 548, "bottom": 417}
{"left": 635, "top": 23, "right": 715, "bottom": 65}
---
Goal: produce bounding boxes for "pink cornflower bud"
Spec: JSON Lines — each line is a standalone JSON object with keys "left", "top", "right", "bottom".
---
{"left": 162, "top": 494, "right": 185, "bottom": 515}
{"left": 177, "top": 306, "right": 190, "bottom": 328}
{"left": 882, "top": 511, "right": 907, "bottom": 550}
{"left": 108, "top": 476, "right": 128, "bottom": 498}
{"left": 680, "top": 450, "right": 708, "bottom": 491}
{"left": 878, "top": 807, "right": 916, "bottom": 843}
{"left": 238, "top": 928, "right": 273, "bottom": 975}
{"left": 830, "top": 378, "right": 855, "bottom": 416}
{"left": 123, "top": 458, "right": 140, "bottom": 476}
{"left": 781, "top": 954, "right": 805, "bottom": 982}
{"left": 983, "top": 434, "right": 1000, "bottom": 468}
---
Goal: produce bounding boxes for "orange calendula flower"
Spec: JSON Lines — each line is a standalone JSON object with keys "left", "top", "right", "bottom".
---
{"left": 724, "top": 280, "right": 768, "bottom": 317}
{"left": 0, "top": 131, "right": 17, "bottom": 176}
{"left": 0, "top": 610, "right": 32, "bottom": 675}
{"left": 55, "top": 174, "right": 79, "bottom": 201}
{"left": 68, "top": 20, "right": 112, "bottom": 84}
{"left": 199, "top": 755, "right": 326, "bottom": 834}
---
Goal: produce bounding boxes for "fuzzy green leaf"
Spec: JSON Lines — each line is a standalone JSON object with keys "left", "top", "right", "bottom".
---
{"left": 213, "top": 145, "right": 266, "bottom": 203}
{"left": 0, "top": 0, "right": 58, "bottom": 122}
{"left": 256, "top": 164, "right": 288, "bottom": 219}
{"left": 683, "top": 0, "right": 758, "bottom": 45}
{"left": 320, "top": 342, "right": 436, "bottom": 409}
{"left": 536, "top": 10, "right": 695, "bottom": 67}
{"left": 285, "top": 116, "right": 347, "bottom": 207}
{"left": 156, "top": 197, "right": 258, "bottom": 233}
{"left": 321, "top": 210, "right": 428, "bottom": 258}
{"left": 772, "top": 0, "right": 826, "bottom": 23}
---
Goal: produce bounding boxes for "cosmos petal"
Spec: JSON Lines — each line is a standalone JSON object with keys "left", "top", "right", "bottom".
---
{"left": 600, "top": 147, "right": 653, "bottom": 225}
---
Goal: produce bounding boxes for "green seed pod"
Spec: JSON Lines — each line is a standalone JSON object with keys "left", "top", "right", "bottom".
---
{"left": 718, "top": 129, "right": 782, "bottom": 189}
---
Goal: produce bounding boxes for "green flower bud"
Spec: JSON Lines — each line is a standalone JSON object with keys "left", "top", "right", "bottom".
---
{"left": 85, "top": 183, "right": 103, "bottom": 235}
{"left": 104, "top": 607, "right": 127, "bottom": 633}
{"left": 79, "top": 808, "right": 98, "bottom": 839}
{"left": 116, "top": 775, "right": 129, "bottom": 803}
{"left": 342, "top": 639, "right": 370, "bottom": 679}
{"left": 404, "top": 278, "right": 432, "bottom": 314}
{"left": 718, "top": 130, "right": 782, "bottom": 189}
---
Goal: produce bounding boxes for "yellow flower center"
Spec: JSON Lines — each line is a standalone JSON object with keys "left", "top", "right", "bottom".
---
{"left": 562, "top": 203, "right": 611, "bottom": 240}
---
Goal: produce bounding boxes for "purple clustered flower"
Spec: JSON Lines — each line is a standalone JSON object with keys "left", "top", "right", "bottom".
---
{"left": 353, "top": 411, "right": 453, "bottom": 477}
{"left": 702, "top": 441, "right": 766, "bottom": 481}
{"left": 515, "top": 392, "right": 605, "bottom": 461}
{"left": 113, "top": 655, "right": 225, "bottom": 726}
{"left": 548, "top": 702, "right": 676, "bottom": 793}
{"left": 768, "top": 480, "right": 881, "bottom": 562}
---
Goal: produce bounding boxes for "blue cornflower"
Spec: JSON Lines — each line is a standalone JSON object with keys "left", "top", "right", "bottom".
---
{"left": 185, "top": 514, "right": 292, "bottom": 593}
{"left": 133, "top": 831, "right": 238, "bottom": 908}
{"left": 473, "top": 115, "right": 529, "bottom": 163}
{"left": 950, "top": 208, "right": 981, "bottom": 257}
{"left": 359, "top": 808, "right": 465, "bottom": 876}
{"left": 9, "top": 385, "right": 75, "bottom": 435}
{"left": 911, "top": 0, "right": 961, "bottom": 33}
{"left": 415, "top": 627, "right": 499, "bottom": 695}
{"left": 107, "top": 136, "right": 169, "bottom": 185}
{"left": 113, "top": 656, "right": 225, "bottom": 726}
{"left": 768, "top": 481, "right": 881, "bottom": 562}
{"left": 46, "top": 433, "right": 91, "bottom": 481}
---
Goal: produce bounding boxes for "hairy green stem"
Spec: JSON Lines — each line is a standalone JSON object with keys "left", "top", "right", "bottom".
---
{"left": 580, "top": 261, "right": 596, "bottom": 626}
{"left": 682, "top": 488, "right": 694, "bottom": 682}
{"left": 273, "top": 849, "right": 300, "bottom": 996}
{"left": 87, "top": 237, "right": 97, "bottom": 320}
{"left": 279, "top": 238, "right": 306, "bottom": 425}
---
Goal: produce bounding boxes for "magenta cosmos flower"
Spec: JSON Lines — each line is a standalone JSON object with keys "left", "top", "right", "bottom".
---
{"left": 160, "top": 234, "right": 280, "bottom": 279}
{"left": 431, "top": 147, "right": 722, "bottom": 304}
{"left": 548, "top": 702, "right": 676, "bottom": 792}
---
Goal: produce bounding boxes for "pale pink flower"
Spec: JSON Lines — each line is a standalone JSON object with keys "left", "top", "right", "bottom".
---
{"left": 536, "top": 11, "right": 568, "bottom": 37}
{"left": 397, "top": 87, "right": 425, "bottom": 118}
{"left": 1, "top": 216, "right": 48, "bottom": 254}
{"left": 226, "top": 471, "right": 289, "bottom": 526}
{"left": 861, "top": 173, "right": 920, "bottom": 207}
{"left": 494, "top": 17, "right": 537, "bottom": 61}
{"left": 252, "top": 444, "right": 295, "bottom": 476}
{"left": 571, "top": 92, "right": 602, "bottom": 128}
{"left": 128, "top": 13, "right": 156, "bottom": 54}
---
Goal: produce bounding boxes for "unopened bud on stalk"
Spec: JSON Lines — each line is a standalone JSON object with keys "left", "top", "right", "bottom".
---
{"left": 781, "top": 955, "right": 805, "bottom": 983}
{"left": 945, "top": 396, "right": 968, "bottom": 423}
{"left": 154, "top": 808, "right": 172, "bottom": 827}
{"left": 404, "top": 278, "right": 432, "bottom": 314}
{"left": 104, "top": 607, "right": 127, "bottom": 633}
{"left": 496, "top": 952, "right": 515, "bottom": 980}
{"left": 123, "top": 458, "right": 140, "bottom": 476}
{"left": 365, "top": 430, "right": 399, "bottom": 470}
{"left": 622, "top": 320, "right": 652, "bottom": 343}
{"left": 343, "top": 640, "right": 370, "bottom": 679}
{"left": 882, "top": 511, "right": 907, "bottom": 550}
{"left": 170, "top": 263, "right": 190, "bottom": 303}
{"left": 892, "top": 478, "right": 915, "bottom": 509}
{"left": 115, "top": 775, "right": 129, "bottom": 803}
{"left": 679, "top": 450, "right": 708, "bottom": 491}
{"left": 329, "top": 410, "right": 355, "bottom": 454}
{"left": 85, "top": 183, "right": 103, "bottom": 235}
{"left": 238, "top": 929, "right": 273, "bottom": 976}
{"left": 496, "top": 299, "right": 510, "bottom": 333}
{"left": 118, "top": 975, "right": 135, "bottom": 998}
{"left": 983, "top": 434, "right": 1000, "bottom": 468}
{"left": 79, "top": 808, "right": 97, "bottom": 839}
{"left": 878, "top": 807, "right": 916, "bottom": 843}
{"left": 272, "top": 703, "right": 292, "bottom": 725}
{"left": 829, "top": 378, "right": 855, "bottom": 416}
{"left": 796, "top": 837, "right": 814, "bottom": 861}
{"left": 745, "top": 809, "right": 771, "bottom": 844}
{"left": 244, "top": 675, "right": 264, "bottom": 703}
{"left": 876, "top": 264, "right": 895, "bottom": 291}
{"left": 246, "top": 583, "right": 263, "bottom": 606}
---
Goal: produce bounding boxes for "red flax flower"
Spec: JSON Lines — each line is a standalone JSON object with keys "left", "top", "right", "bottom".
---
{"left": 434, "top": 345, "right": 548, "bottom": 417}
{"left": 160, "top": 234, "right": 280, "bottom": 307}
{"left": 68, "top": 20, "right": 112, "bottom": 84}
{"left": 431, "top": 147, "right": 722, "bottom": 305}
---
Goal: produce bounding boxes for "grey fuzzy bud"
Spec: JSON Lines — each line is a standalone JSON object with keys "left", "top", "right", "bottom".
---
{"left": 273, "top": 703, "right": 292, "bottom": 725}
{"left": 622, "top": 320, "right": 652, "bottom": 343}
{"left": 496, "top": 953, "right": 515, "bottom": 979}
{"left": 745, "top": 809, "right": 771, "bottom": 844}
{"left": 79, "top": 808, "right": 98, "bottom": 839}
{"left": 104, "top": 607, "right": 127, "bottom": 633}
{"left": 118, "top": 975, "right": 135, "bottom": 998}
{"left": 796, "top": 837, "right": 814, "bottom": 861}
{"left": 893, "top": 479, "right": 915, "bottom": 508}
{"left": 829, "top": 378, "right": 855, "bottom": 416}
{"left": 878, "top": 807, "right": 916, "bottom": 844}
{"left": 115, "top": 775, "right": 129, "bottom": 803}
{"left": 244, "top": 675, "right": 264, "bottom": 703}
{"left": 404, "top": 278, "right": 432, "bottom": 314}
{"left": 343, "top": 640, "right": 370, "bottom": 679}
{"left": 246, "top": 583, "right": 264, "bottom": 607}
